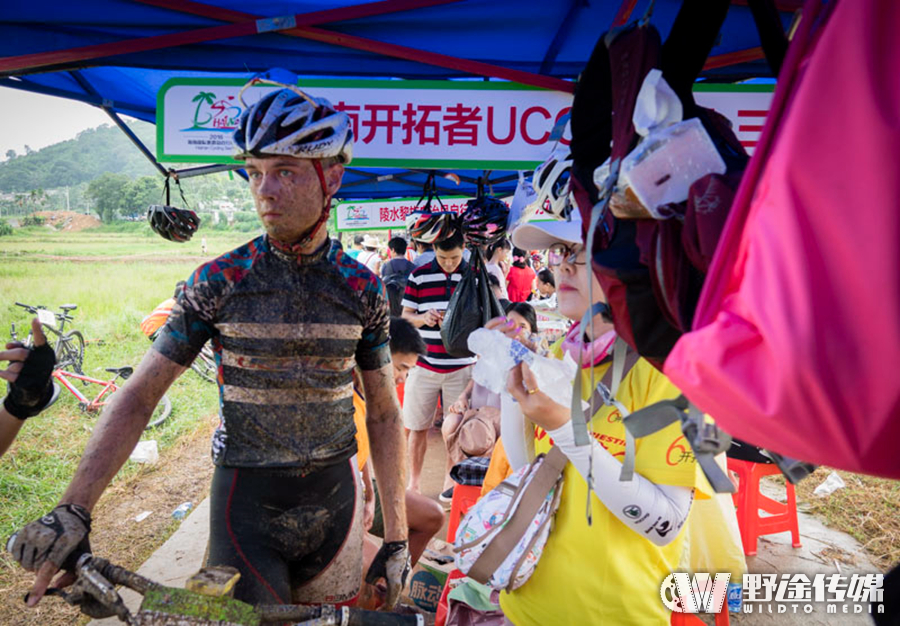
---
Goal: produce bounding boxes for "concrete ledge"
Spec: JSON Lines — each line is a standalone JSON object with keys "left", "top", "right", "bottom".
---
{"left": 89, "top": 497, "right": 210, "bottom": 625}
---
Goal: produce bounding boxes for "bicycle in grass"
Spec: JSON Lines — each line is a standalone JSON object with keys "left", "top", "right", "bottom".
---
{"left": 16, "top": 551, "right": 422, "bottom": 626}
{"left": 10, "top": 303, "right": 172, "bottom": 430}
{"left": 48, "top": 364, "right": 172, "bottom": 430}
{"left": 11, "top": 302, "right": 85, "bottom": 374}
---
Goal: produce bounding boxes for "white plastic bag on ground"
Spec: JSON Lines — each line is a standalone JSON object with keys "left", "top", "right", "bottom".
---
{"left": 813, "top": 471, "right": 846, "bottom": 497}
{"left": 129, "top": 440, "right": 159, "bottom": 464}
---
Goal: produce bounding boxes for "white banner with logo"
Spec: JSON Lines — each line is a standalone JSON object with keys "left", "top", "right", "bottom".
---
{"left": 157, "top": 79, "right": 773, "bottom": 167}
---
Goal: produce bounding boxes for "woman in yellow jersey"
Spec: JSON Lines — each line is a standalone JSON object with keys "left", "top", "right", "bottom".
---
{"left": 485, "top": 215, "right": 710, "bottom": 626}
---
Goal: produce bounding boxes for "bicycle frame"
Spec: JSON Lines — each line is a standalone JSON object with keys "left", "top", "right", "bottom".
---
{"left": 53, "top": 370, "right": 118, "bottom": 411}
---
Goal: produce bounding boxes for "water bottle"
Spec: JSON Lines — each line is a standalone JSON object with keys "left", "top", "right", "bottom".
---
{"left": 172, "top": 502, "right": 193, "bottom": 520}
{"left": 727, "top": 581, "right": 743, "bottom": 613}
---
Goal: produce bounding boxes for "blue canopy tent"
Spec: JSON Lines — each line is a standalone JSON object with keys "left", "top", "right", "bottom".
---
{"left": 0, "top": 0, "right": 798, "bottom": 199}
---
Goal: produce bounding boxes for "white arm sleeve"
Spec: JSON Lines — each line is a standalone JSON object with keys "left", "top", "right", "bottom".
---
{"left": 547, "top": 422, "right": 695, "bottom": 546}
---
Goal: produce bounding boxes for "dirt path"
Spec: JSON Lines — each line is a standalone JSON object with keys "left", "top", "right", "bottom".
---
{"left": 0, "top": 416, "right": 217, "bottom": 626}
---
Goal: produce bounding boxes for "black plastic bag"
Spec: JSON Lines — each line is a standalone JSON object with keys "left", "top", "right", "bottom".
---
{"left": 441, "top": 250, "right": 503, "bottom": 357}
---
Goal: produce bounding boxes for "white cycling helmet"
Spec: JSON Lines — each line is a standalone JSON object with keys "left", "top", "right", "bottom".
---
{"left": 531, "top": 150, "right": 573, "bottom": 219}
{"left": 233, "top": 79, "right": 353, "bottom": 164}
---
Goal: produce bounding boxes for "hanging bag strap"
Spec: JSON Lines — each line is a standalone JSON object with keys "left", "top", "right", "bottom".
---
{"left": 465, "top": 446, "right": 567, "bottom": 584}
{"left": 621, "top": 397, "right": 735, "bottom": 493}
{"left": 586, "top": 338, "right": 640, "bottom": 481}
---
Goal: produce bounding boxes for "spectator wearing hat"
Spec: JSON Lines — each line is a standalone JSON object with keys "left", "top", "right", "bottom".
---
{"left": 358, "top": 234, "right": 382, "bottom": 274}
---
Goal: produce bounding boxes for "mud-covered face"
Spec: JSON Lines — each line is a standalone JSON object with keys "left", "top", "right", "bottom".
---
{"left": 245, "top": 156, "right": 343, "bottom": 244}
{"left": 391, "top": 351, "right": 419, "bottom": 386}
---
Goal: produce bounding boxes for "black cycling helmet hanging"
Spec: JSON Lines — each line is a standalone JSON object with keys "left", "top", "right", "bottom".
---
{"left": 461, "top": 175, "right": 509, "bottom": 248}
{"left": 148, "top": 172, "right": 201, "bottom": 243}
{"left": 405, "top": 172, "right": 459, "bottom": 244}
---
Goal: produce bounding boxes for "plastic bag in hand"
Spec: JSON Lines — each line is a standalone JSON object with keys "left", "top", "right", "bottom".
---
{"left": 467, "top": 328, "right": 578, "bottom": 410}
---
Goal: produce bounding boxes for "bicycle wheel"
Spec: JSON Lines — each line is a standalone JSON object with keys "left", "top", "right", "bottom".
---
{"left": 190, "top": 343, "right": 217, "bottom": 384}
{"left": 46, "top": 381, "right": 61, "bottom": 409}
{"left": 57, "top": 330, "right": 85, "bottom": 375}
{"left": 145, "top": 394, "right": 172, "bottom": 430}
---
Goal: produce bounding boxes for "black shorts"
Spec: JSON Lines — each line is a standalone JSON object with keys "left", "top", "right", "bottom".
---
{"left": 207, "top": 459, "right": 363, "bottom": 606}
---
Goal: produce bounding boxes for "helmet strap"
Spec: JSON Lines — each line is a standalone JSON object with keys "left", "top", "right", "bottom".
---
{"left": 312, "top": 159, "right": 328, "bottom": 198}
{"left": 295, "top": 159, "right": 331, "bottom": 248}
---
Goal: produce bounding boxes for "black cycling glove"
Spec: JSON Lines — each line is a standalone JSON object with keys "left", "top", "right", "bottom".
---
{"left": 365, "top": 540, "right": 410, "bottom": 610}
{"left": 8, "top": 503, "right": 92, "bottom": 572}
{"left": 4, "top": 343, "right": 56, "bottom": 420}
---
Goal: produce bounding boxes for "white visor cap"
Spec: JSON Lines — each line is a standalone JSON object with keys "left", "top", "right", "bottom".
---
{"left": 511, "top": 213, "right": 584, "bottom": 250}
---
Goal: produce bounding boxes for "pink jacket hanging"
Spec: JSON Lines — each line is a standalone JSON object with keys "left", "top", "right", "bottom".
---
{"left": 664, "top": 0, "right": 900, "bottom": 479}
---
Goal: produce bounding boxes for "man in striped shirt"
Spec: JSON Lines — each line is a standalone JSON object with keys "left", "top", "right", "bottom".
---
{"left": 401, "top": 229, "right": 474, "bottom": 497}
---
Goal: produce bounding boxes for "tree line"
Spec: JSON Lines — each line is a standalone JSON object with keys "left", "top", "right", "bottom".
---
{"left": 0, "top": 122, "right": 254, "bottom": 223}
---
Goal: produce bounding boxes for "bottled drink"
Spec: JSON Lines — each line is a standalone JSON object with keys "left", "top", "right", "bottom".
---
{"left": 727, "top": 581, "right": 743, "bottom": 613}
{"left": 172, "top": 502, "right": 193, "bottom": 520}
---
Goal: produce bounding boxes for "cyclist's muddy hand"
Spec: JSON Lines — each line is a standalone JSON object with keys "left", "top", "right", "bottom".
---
{"left": 9, "top": 504, "right": 91, "bottom": 606}
{"left": 2, "top": 320, "right": 56, "bottom": 420}
{"left": 365, "top": 540, "right": 410, "bottom": 610}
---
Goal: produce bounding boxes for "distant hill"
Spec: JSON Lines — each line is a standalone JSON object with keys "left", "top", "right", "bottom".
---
{"left": 0, "top": 122, "right": 159, "bottom": 193}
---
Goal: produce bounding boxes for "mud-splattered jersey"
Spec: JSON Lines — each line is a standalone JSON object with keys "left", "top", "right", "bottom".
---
{"left": 153, "top": 236, "right": 391, "bottom": 469}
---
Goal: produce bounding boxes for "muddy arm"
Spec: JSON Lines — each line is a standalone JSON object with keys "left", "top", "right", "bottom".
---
{"left": 61, "top": 349, "right": 187, "bottom": 511}
{"left": 360, "top": 364, "right": 409, "bottom": 543}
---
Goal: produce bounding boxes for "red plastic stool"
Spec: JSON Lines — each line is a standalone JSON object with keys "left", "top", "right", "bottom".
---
{"left": 445, "top": 484, "right": 482, "bottom": 543}
{"left": 727, "top": 457, "right": 802, "bottom": 556}
{"left": 434, "top": 568, "right": 467, "bottom": 626}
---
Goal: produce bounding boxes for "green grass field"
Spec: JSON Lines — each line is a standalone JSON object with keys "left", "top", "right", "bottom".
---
{"left": 0, "top": 224, "right": 258, "bottom": 259}
{"left": 0, "top": 229, "right": 255, "bottom": 540}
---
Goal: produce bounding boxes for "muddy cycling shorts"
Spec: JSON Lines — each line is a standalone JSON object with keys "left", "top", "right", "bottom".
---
{"left": 207, "top": 458, "right": 363, "bottom": 606}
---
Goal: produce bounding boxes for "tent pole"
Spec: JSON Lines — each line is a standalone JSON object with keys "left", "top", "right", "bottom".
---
{"left": 134, "top": 0, "right": 576, "bottom": 92}
{"left": 274, "top": 26, "right": 575, "bottom": 93}
{"left": 0, "top": 0, "right": 465, "bottom": 76}
{"left": 66, "top": 70, "right": 168, "bottom": 178}
{"left": 171, "top": 164, "right": 244, "bottom": 180}
{"left": 134, "top": 0, "right": 464, "bottom": 28}
{"left": 612, "top": 0, "right": 639, "bottom": 26}
{"left": 704, "top": 47, "right": 765, "bottom": 70}
{"left": 102, "top": 107, "right": 168, "bottom": 177}
{"left": 540, "top": 0, "right": 585, "bottom": 75}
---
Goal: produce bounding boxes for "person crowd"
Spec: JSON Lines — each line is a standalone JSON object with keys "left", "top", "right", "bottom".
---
{"left": 8, "top": 73, "right": 871, "bottom": 626}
